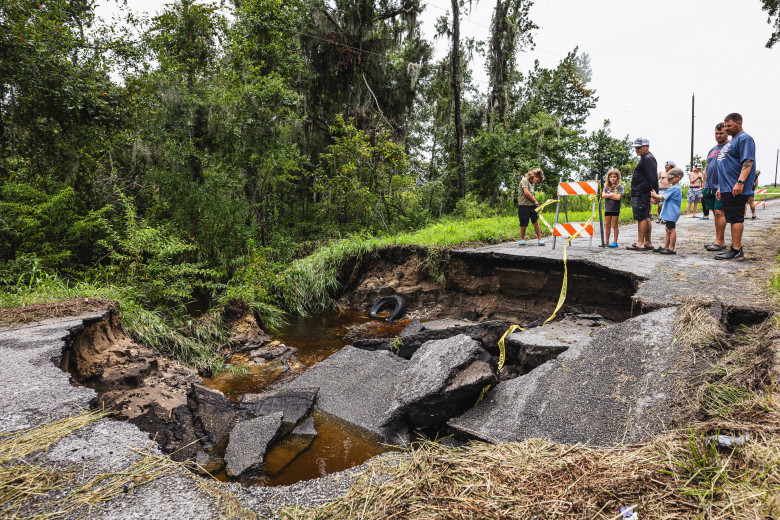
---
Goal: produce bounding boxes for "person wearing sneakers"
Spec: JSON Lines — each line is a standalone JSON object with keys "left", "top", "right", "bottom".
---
{"left": 602, "top": 168, "right": 623, "bottom": 247}
{"left": 714, "top": 113, "right": 756, "bottom": 260}
{"left": 517, "top": 168, "right": 545, "bottom": 246}
{"left": 656, "top": 162, "right": 673, "bottom": 223}
{"left": 627, "top": 137, "right": 658, "bottom": 251}
{"left": 703, "top": 123, "right": 729, "bottom": 252}
{"left": 686, "top": 164, "right": 703, "bottom": 217}
{"left": 650, "top": 167, "right": 683, "bottom": 254}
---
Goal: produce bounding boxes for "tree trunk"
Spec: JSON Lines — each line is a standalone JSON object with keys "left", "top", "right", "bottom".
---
{"left": 487, "top": 0, "right": 508, "bottom": 127}
{"left": 451, "top": 0, "right": 465, "bottom": 198}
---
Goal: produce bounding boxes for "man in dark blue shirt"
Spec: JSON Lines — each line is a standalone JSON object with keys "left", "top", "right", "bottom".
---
{"left": 627, "top": 137, "right": 659, "bottom": 250}
{"left": 703, "top": 123, "right": 729, "bottom": 251}
{"left": 715, "top": 113, "right": 756, "bottom": 260}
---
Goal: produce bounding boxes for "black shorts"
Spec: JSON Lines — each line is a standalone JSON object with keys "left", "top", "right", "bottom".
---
{"left": 721, "top": 192, "right": 749, "bottom": 224}
{"left": 665, "top": 221, "right": 676, "bottom": 230}
{"left": 604, "top": 211, "right": 620, "bottom": 217}
{"left": 631, "top": 192, "right": 651, "bottom": 221}
{"left": 518, "top": 205, "right": 539, "bottom": 227}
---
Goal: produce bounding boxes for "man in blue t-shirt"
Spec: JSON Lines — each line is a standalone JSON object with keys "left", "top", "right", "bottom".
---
{"left": 702, "top": 123, "right": 729, "bottom": 251}
{"left": 715, "top": 113, "right": 756, "bottom": 260}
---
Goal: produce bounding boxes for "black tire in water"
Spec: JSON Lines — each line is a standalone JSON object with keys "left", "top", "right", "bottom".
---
{"left": 369, "top": 295, "right": 406, "bottom": 322}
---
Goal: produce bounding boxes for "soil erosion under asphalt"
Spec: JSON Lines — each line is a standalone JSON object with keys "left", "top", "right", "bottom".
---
{"left": 1, "top": 201, "right": 779, "bottom": 517}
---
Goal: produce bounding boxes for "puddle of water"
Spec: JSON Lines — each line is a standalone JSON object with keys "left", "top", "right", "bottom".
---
{"left": 204, "top": 310, "right": 408, "bottom": 400}
{"left": 212, "top": 411, "right": 397, "bottom": 487}
{"left": 202, "top": 309, "right": 408, "bottom": 486}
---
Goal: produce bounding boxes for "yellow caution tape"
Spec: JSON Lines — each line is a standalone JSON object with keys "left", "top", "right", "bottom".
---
{"left": 477, "top": 194, "right": 598, "bottom": 403}
{"left": 542, "top": 194, "right": 597, "bottom": 326}
{"left": 534, "top": 199, "right": 559, "bottom": 234}
{"left": 476, "top": 324, "right": 525, "bottom": 404}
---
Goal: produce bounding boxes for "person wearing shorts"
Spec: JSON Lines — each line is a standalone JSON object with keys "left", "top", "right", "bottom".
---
{"left": 627, "top": 137, "right": 658, "bottom": 251}
{"left": 686, "top": 164, "right": 703, "bottom": 217}
{"left": 656, "top": 162, "right": 673, "bottom": 223}
{"left": 602, "top": 168, "right": 624, "bottom": 247}
{"left": 715, "top": 113, "right": 756, "bottom": 260}
{"left": 651, "top": 167, "right": 683, "bottom": 254}
{"left": 702, "top": 123, "right": 728, "bottom": 251}
{"left": 517, "top": 168, "right": 545, "bottom": 246}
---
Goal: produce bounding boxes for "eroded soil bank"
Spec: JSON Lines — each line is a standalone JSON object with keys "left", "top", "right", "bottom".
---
{"left": 339, "top": 246, "right": 638, "bottom": 322}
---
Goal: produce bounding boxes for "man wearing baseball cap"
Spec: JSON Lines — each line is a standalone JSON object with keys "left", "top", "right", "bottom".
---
{"left": 627, "top": 137, "right": 659, "bottom": 250}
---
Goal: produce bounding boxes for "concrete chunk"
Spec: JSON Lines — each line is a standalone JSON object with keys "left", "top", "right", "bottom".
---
{"left": 450, "top": 307, "right": 684, "bottom": 446}
{"left": 283, "top": 346, "right": 408, "bottom": 443}
{"left": 224, "top": 412, "right": 284, "bottom": 477}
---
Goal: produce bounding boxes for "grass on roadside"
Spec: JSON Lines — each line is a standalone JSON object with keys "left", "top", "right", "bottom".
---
{"left": 0, "top": 278, "right": 230, "bottom": 373}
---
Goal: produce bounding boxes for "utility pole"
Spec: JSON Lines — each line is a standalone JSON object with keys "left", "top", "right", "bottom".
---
{"left": 690, "top": 92, "right": 695, "bottom": 170}
{"left": 775, "top": 148, "right": 779, "bottom": 187}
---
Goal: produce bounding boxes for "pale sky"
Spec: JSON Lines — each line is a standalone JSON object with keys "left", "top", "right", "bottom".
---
{"left": 97, "top": 1, "right": 780, "bottom": 183}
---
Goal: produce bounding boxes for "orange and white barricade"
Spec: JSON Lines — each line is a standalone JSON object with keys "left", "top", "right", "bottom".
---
{"left": 755, "top": 188, "right": 767, "bottom": 208}
{"left": 552, "top": 180, "right": 601, "bottom": 250}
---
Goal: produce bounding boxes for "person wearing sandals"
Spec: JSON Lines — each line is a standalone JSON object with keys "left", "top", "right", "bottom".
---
{"left": 650, "top": 167, "right": 683, "bottom": 254}
{"left": 627, "top": 137, "right": 658, "bottom": 251}
{"left": 703, "top": 123, "right": 729, "bottom": 252}
{"left": 517, "top": 168, "right": 545, "bottom": 246}
{"left": 686, "top": 165, "right": 703, "bottom": 217}
{"left": 602, "top": 168, "right": 623, "bottom": 247}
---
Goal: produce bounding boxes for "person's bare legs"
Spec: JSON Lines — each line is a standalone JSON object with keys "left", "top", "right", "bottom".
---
{"left": 657, "top": 203, "right": 663, "bottom": 220}
{"left": 731, "top": 222, "right": 744, "bottom": 250}
{"left": 714, "top": 209, "right": 726, "bottom": 245}
{"left": 612, "top": 218, "right": 619, "bottom": 244}
{"left": 638, "top": 219, "right": 652, "bottom": 247}
{"left": 520, "top": 226, "right": 527, "bottom": 241}
{"left": 668, "top": 227, "right": 677, "bottom": 251}
{"left": 605, "top": 216, "right": 613, "bottom": 243}
{"left": 533, "top": 221, "right": 542, "bottom": 240}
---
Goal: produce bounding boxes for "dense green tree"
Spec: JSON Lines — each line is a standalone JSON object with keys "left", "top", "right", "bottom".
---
{"left": 486, "top": 0, "right": 536, "bottom": 127}
{"left": 761, "top": 0, "right": 780, "bottom": 47}
{"left": 581, "top": 120, "right": 633, "bottom": 188}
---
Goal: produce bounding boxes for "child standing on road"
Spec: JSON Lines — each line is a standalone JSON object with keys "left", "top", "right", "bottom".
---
{"left": 517, "top": 168, "right": 545, "bottom": 246}
{"left": 602, "top": 168, "right": 623, "bottom": 248}
{"left": 650, "top": 167, "right": 683, "bottom": 254}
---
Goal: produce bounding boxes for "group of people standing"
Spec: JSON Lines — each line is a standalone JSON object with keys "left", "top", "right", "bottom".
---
{"left": 515, "top": 112, "right": 757, "bottom": 258}
{"left": 627, "top": 112, "right": 757, "bottom": 258}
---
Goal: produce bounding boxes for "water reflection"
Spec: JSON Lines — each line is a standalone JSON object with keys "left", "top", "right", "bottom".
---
{"left": 203, "top": 310, "right": 408, "bottom": 486}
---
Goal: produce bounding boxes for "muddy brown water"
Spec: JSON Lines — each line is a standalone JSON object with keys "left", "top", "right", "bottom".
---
{"left": 203, "top": 310, "right": 408, "bottom": 486}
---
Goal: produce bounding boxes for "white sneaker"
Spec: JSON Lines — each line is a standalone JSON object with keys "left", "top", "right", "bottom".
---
{"left": 538, "top": 239, "right": 545, "bottom": 246}
{"left": 519, "top": 239, "right": 526, "bottom": 245}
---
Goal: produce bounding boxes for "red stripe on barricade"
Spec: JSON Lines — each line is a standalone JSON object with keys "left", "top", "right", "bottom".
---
{"left": 560, "top": 183, "right": 578, "bottom": 195}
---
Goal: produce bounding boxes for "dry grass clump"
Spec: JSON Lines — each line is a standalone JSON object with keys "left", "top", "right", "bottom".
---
{"left": 672, "top": 297, "right": 728, "bottom": 351}
{"left": 0, "top": 410, "right": 184, "bottom": 520}
{"left": 281, "top": 401, "right": 780, "bottom": 520}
